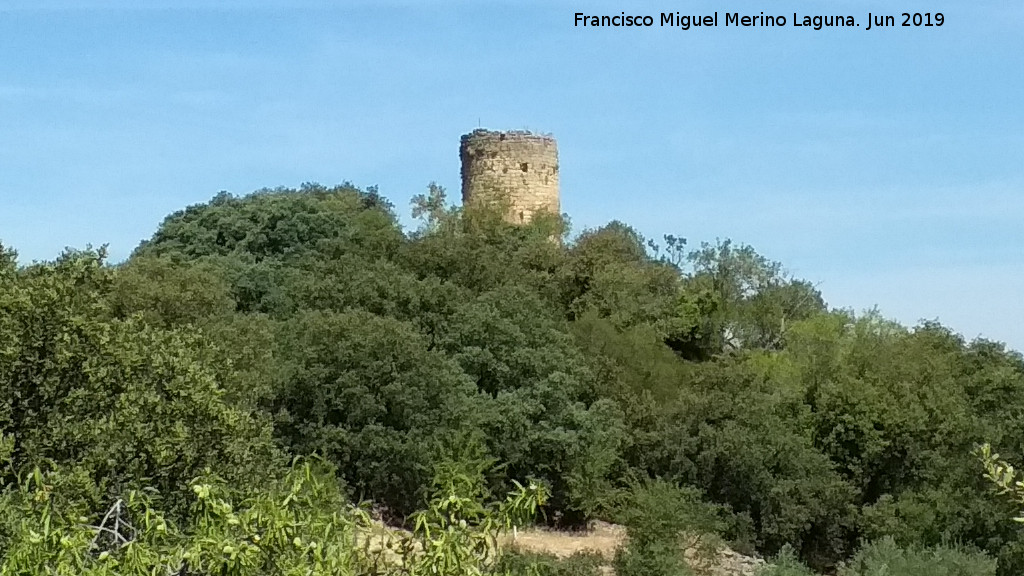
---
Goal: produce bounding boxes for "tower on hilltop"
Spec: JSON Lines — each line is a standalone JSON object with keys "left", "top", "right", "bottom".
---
{"left": 459, "top": 129, "right": 560, "bottom": 224}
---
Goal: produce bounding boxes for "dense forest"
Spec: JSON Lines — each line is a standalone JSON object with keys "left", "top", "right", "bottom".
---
{"left": 3, "top": 183, "right": 1024, "bottom": 575}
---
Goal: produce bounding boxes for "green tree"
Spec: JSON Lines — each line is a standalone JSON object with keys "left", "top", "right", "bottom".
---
{"left": 0, "top": 248, "right": 280, "bottom": 517}
{"left": 271, "top": 310, "right": 480, "bottom": 516}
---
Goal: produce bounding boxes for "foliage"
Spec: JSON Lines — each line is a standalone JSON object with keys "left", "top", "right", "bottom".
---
{"left": 0, "top": 454, "right": 548, "bottom": 576}
{"left": 0, "top": 248, "right": 279, "bottom": 516}
{"left": 611, "top": 479, "right": 725, "bottom": 576}
{"left": 271, "top": 310, "right": 479, "bottom": 516}
{"left": 494, "top": 551, "right": 604, "bottom": 576}
{"left": 680, "top": 239, "right": 824, "bottom": 354}
{"left": 979, "top": 443, "right": 1024, "bottom": 522}
{"left": 6, "top": 184, "right": 1024, "bottom": 574}
{"left": 0, "top": 458, "right": 366, "bottom": 576}
{"left": 405, "top": 462, "right": 548, "bottom": 576}
{"left": 757, "top": 545, "right": 816, "bottom": 576}
{"left": 839, "top": 537, "right": 996, "bottom": 576}
{"left": 761, "top": 539, "right": 999, "bottom": 576}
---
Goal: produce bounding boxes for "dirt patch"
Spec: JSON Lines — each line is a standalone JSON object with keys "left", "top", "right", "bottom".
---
{"left": 362, "top": 519, "right": 767, "bottom": 576}
{"left": 502, "top": 521, "right": 625, "bottom": 560}
{"left": 505, "top": 521, "right": 767, "bottom": 576}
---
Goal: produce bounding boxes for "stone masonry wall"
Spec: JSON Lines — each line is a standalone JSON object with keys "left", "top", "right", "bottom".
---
{"left": 460, "top": 129, "right": 560, "bottom": 224}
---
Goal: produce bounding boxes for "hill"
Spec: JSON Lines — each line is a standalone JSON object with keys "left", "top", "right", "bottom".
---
{"left": 0, "top": 183, "right": 1020, "bottom": 575}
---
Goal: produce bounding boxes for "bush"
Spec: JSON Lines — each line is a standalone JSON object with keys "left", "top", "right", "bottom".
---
{"left": 495, "top": 551, "right": 605, "bottom": 576}
{"left": 840, "top": 537, "right": 996, "bottom": 576}
{"left": 612, "top": 479, "right": 726, "bottom": 576}
{"left": 0, "top": 249, "right": 280, "bottom": 516}
{"left": 0, "top": 455, "right": 550, "bottom": 576}
{"left": 757, "top": 545, "right": 816, "bottom": 576}
{"left": 0, "top": 458, "right": 366, "bottom": 576}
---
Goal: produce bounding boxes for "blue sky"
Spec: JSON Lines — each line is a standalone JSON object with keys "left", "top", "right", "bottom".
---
{"left": 1, "top": 1, "right": 1021, "bottom": 350}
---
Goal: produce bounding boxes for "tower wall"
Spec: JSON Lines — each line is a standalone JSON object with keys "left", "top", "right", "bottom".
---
{"left": 459, "top": 129, "right": 560, "bottom": 224}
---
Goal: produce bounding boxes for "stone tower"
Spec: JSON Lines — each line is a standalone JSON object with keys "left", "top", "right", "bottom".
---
{"left": 459, "top": 129, "right": 560, "bottom": 224}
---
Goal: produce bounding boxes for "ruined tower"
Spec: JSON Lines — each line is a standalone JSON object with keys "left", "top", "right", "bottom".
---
{"left": 459, "top": 129, "right": 560, "bottom": 224}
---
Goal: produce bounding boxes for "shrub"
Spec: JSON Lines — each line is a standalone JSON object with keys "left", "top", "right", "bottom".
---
{"left": 612, "top": 479, "right": 725, "bottom": 576}
{"left": 495, "top": 551, "right": 605, "bottom": 576}
{"left": 840, "top": 537, "right": 996, "bottom": 576}
{"left": 757, "top": 545, "right": 816, "bottom": 576}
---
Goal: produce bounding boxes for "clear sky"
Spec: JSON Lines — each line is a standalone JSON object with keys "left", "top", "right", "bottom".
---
{"left": 1, "top": 1, "right": 1021, "bottom": 351}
